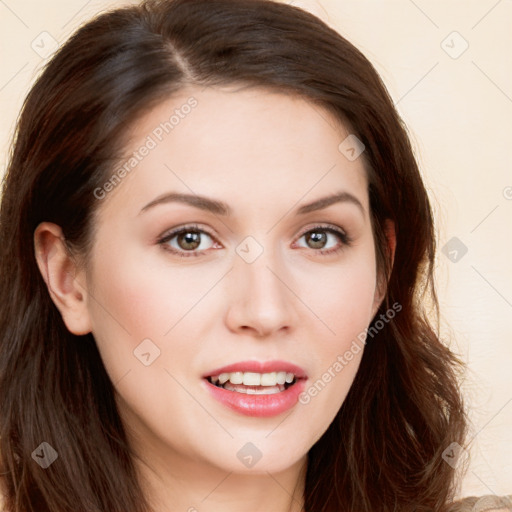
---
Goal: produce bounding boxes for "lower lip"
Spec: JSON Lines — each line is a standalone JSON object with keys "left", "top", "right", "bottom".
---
{"left": 203, "top": 379, "right": 307, "bottom": 417}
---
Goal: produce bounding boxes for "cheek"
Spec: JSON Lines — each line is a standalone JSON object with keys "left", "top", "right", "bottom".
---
{"left": 295, "top": 247, "right": 377, "bottom": 430}
{"left": 302, "top": 245, "right": 378, "bottom": 344}
{"left": 84, "top": 239, "right": 207, "bottom": 380}
{"left": 88, "top": 227, "right": 222, "bottom": 332}
{"left": 84, "top": 249, "right": 213, "bottom": 446}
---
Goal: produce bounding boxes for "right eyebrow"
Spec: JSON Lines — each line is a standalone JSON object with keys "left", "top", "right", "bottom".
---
{"left": 139, "top": 189, "right": 365, "bottom": 218}
{"left": 139, "top": 192, "right": 231, "bottom": 216}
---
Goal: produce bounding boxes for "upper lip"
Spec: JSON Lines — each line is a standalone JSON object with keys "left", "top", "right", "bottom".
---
{"left": 203, "top": 360, "right": 307, "bottom": 379}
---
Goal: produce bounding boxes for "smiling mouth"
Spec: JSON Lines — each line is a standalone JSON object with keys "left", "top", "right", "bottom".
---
{"left": 206, "top": 371, "right": 299, "bottom": 395}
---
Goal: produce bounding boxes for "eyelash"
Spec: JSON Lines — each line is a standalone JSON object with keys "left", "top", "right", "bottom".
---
{"left": 156, "top": 223, "right": 352, "bottom": 258}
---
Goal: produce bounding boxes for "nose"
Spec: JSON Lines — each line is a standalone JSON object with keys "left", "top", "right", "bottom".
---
{"left": 224, "top": 245, "right": 299, "bottom": 338}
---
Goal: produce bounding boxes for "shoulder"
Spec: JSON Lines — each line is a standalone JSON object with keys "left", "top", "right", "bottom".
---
{"left": 447, "top": 495, "right": 512, "bottom": 511}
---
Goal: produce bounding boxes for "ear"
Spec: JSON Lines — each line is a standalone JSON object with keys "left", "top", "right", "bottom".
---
{"left": 34, "top": 222, "right": 92, "bottom": 335}
{"left": 372, "top": 219, "right": 396, "bottom": 316}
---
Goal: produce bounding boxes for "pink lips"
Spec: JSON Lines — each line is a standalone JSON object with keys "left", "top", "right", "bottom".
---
{"left": 202, "top": 360, "right": 307, "bottom": 379}
{"left": 202, "top": 360, "right": 307, "bottom": 418}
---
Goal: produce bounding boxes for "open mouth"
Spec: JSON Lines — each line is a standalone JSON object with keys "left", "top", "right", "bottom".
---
{"left": 202, "top": 363, "right": 308, "bottom": 416}
{"left": 206, "top": 371, "right": 298, "bottom": 395}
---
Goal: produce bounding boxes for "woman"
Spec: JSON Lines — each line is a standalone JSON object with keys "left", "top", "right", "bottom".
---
{"left": 0, "top": 0, "right": 508, "bottom": 510}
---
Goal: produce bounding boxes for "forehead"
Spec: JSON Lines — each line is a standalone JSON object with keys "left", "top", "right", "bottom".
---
{"left": 97, "top": 85, "right": 369, "bottom": 219}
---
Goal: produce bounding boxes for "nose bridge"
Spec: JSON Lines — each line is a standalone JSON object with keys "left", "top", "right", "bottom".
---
{"left": 235, "top": 234, "right": 287, "bottom": 301}
{"left": 225, "top": 234, "right": 298, "bottom": 335}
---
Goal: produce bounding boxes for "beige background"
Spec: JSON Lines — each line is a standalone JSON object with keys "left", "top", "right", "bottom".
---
{"left": 1, "top": 0, "right": 511, "bottom": 499}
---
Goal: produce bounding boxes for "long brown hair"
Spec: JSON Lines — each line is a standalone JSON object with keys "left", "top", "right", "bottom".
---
{"left": 0, "top": 1, "right": 466, "bottom": 510}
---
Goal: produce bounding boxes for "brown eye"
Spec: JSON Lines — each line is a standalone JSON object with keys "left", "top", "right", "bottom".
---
{"left": 158, "top": 225, "right": 217, "bottom": 257}
{"left": 295, "top": 225, "right": 351, "bottom": 255}
{"left": 305, "top": 230, "right": 328, "bottom": 249}
{"left": 176, "top": 231, "right": 202, "bottom": 250}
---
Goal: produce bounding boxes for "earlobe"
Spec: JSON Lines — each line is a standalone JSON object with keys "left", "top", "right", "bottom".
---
{"left": 34, "top": 222, "right": 92, "bottom": 335}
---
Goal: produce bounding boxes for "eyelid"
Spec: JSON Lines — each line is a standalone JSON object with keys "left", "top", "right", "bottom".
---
{"left": 156, "top": 223, "right": 219, "bottom": 258}
{"left": 157, "top": 222, "right": 351, "bottom": 257}
{"left": 293, "top": 223, "right": 352, "bottom": 252}
{"left": 295, "top": 222, "right": 348, "bottom": 239}
{"left": 157, "top": 223, "right": 216, "bottom": 242}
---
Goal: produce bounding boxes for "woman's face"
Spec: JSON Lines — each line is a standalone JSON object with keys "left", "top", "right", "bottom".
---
{"left": 80, "top": 85, "right": 383, "bottom": 476}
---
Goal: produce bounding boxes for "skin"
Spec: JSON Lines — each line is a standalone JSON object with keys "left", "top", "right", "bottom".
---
{"left": 35, "top": 85, "right": 394, "bottom": 512}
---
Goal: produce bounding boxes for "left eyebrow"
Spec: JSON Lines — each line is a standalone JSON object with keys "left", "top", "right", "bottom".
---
{"left": 295, "top": 191, "right": 365, "bottom": 216}
{"left": 138, "top": 190, "right": 365, "bottom": 217}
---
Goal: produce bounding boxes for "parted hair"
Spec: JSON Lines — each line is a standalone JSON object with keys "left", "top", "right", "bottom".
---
{"left": 0, "top": 0, "right": 466, "bottom": 510}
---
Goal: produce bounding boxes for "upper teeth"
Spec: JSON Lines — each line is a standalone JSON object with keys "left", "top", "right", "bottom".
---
{"left": 210, "top": 371, "right": 295, "bottom": 386}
